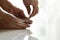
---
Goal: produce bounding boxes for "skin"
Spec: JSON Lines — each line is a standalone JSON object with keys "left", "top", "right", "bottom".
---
{"left": 23, "top": 0, "right": 39, "bottom": 18}
{"left": 0, "top": 0, "right": 32, "bottom": 24}
{"left": 0, "top": 0, "right": 26, "bottom": 18}
{"left": 0, "top": 0, "right": 38, "bottom": 29}
{"left": 0, "top": 10, "right": 30, "bottom": 29}
{"left": 0, "top": 0, "right": 38, "bottom": 18}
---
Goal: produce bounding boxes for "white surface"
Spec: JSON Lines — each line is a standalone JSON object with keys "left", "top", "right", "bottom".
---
{"left": 0, "top": 29, "right": 38, "bottom": 40}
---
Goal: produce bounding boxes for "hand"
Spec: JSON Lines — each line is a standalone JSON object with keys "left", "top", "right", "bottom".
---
{"left": 10, "top": 7, "right": 32, "bottom": 24}
{"left": 23, "top": 0, "right": 39, "bottom": 18}
{"left": 0, "top": 10, "right": 30, "bottom": 29}
{"left": 10, "top": 6, "right": 26, "bottom": 18}
{"left": 0, "top": 0, "right": 26, "bottom": 19}
{"left": 0, "top": 0, "right": 32, "bottom": 24}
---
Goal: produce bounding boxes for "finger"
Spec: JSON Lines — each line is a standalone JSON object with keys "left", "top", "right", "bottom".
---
{"left": 23, "top": 18, "right": 32, "bottom": 24}
{"left": 13, "top": 17, "right": 30, "bottom": 27}
{"left": 29, "top": 0, "right": 38, "bottom": 18}
{"left": 5, "top": 21, "right": 30, "bottom": 29}
{"left": 8, "top": 20, "right": 30, "bottom": 29}
{"left": 1, "top": 25, "right": 26, "bottom": 29}
{"left": 17, "top": 22, "right": 30, "bottom": 27}
{"left": 23, "top": 0, "right": 31, "bottom": 15}
{"left": 16, "top": 16, "right": 32, "bottom": 24}
{"left": 29, "top": 7, "right": 38, "bottom": 18}
{"left": 26, "top": 6, "right": 31, "bottom": 15}
{"left": 19, "top": 9, "right": 26, "bottom": 18}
